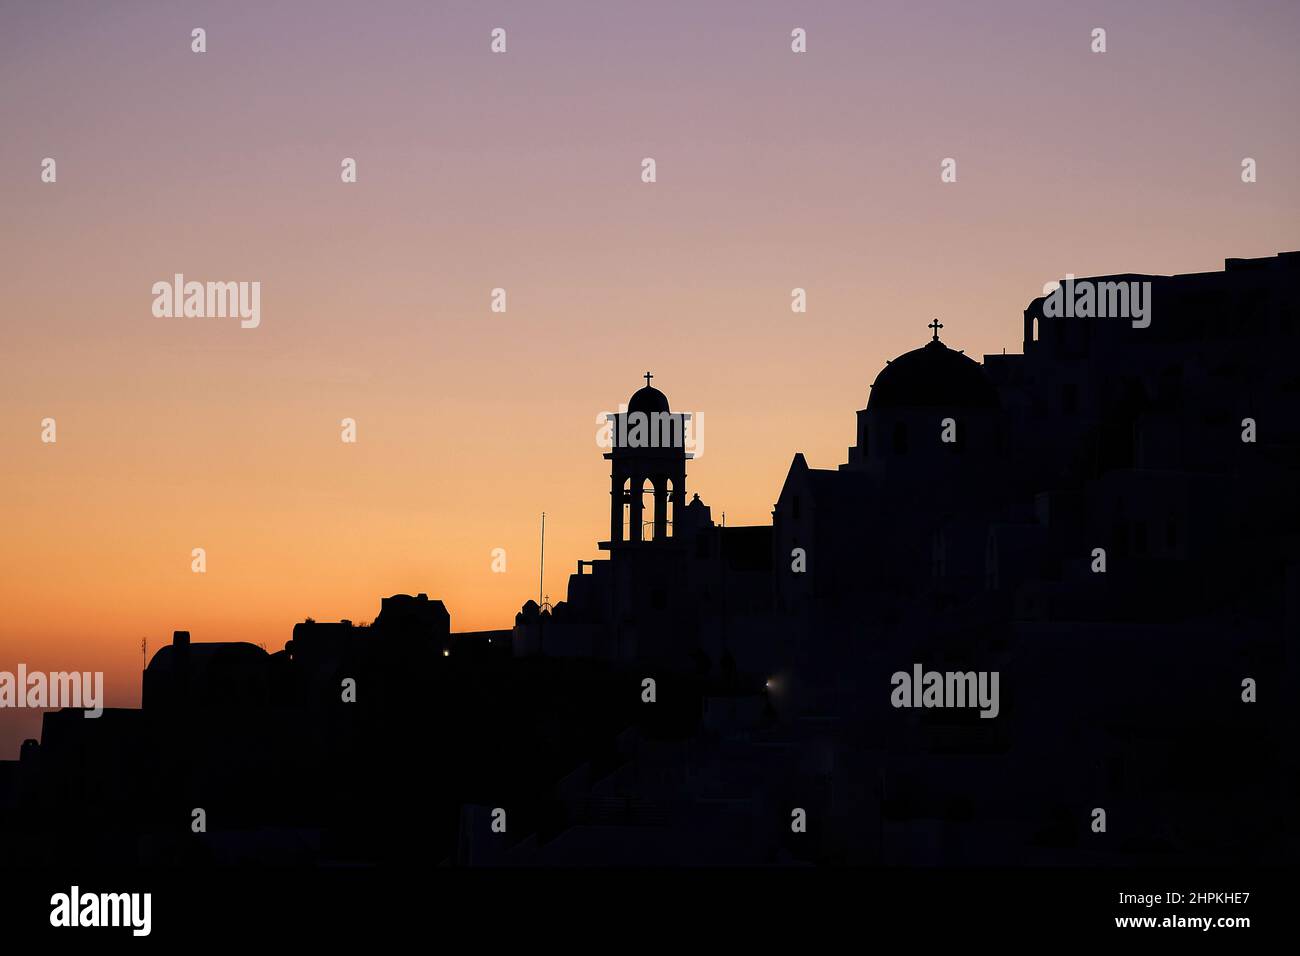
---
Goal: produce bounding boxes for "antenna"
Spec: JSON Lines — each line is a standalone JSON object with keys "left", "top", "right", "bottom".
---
{"left": 539, "top": 512, "right": 546, "bottom": 606}
{"left": 141, "top": 637, "right": 146, "bottom": 669}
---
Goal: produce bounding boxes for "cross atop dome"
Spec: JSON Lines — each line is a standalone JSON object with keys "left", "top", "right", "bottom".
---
{"left": 929, "top": 318, "right": 944, "bottom": 342}
{"left": 627, "top": 374, "right": 670, "bottom": 415}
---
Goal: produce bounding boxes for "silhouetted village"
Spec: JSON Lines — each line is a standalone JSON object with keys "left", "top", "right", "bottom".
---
{"left": 2, "top": 252, "right": 1296, "bottom": 866}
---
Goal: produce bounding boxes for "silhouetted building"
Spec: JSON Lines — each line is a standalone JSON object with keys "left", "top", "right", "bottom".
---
{"left": 515, "top": 374, "right": 774, "bottom": 667}
{"left": 144, "top": 630, "right": 271, "bottom": 713}
{"left": 3, "top": 251, "right": 1295, "bottom": 869}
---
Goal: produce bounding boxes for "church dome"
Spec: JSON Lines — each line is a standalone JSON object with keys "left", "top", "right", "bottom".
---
{"left": 628, "top": 383, "right": 670, "bottom": 414}
{"left": 868, "top": 337, "right": 998, "bottom": 410}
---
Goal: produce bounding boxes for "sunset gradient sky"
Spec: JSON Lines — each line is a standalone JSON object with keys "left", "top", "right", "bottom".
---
{"left": 2, "top": 0, "right": 1298, "bottom": 754}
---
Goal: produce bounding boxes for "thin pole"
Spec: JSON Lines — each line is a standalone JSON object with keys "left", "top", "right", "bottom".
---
{"left": 539, "top": 512, "right": 546, "bottom": 605}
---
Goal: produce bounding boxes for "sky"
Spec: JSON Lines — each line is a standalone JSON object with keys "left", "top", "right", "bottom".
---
{"left": 1, "top": 0, "right": 1298, "bottom": 755}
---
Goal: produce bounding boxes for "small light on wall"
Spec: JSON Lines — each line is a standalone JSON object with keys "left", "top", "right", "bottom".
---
{"left": 443, "top": 649, "right": 450, "bottom": 657}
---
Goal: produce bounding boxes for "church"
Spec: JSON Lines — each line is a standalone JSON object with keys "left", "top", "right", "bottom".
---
{"left": 515, "top": 318, "right": 1015, "bottom": 682}
{"left": 491, "top": 251, "right": 1296, "bottom": 864}
{"left": 517, "top": 251, "right": 1300, "bottom": 719}
{"left": 514, "top": 373, "right": 777, "bottom": 668}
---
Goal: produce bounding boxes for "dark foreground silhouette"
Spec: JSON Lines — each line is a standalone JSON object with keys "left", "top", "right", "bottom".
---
{"left": 2, "top": 252, "right": 1296, "bottom": 867}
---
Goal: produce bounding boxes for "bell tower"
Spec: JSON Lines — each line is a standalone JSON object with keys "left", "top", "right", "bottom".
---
{"left": 600, "top": 373, "right": 691, "bottom": 551}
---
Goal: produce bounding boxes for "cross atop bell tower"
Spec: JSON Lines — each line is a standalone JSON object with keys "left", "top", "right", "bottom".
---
{"left": 929, "top": 318, "right": 944, "bottom": 342}
{"left": 644, "top": 371, "right": 654, "bottom": 387}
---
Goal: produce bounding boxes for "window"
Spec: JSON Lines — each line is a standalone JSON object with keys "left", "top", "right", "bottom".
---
{"left": 620, "top": 478, "right": 632, "bottom": 541}
{"left": 666, "top": 478, "right": 676, "bottom": 538}
{"left": 640, "top": 478, "right": 655, "bottom": 541}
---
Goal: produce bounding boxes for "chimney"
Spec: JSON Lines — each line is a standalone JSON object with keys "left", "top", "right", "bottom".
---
{"left": 173, "top": 630, "right": 190, "bottom": 647}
